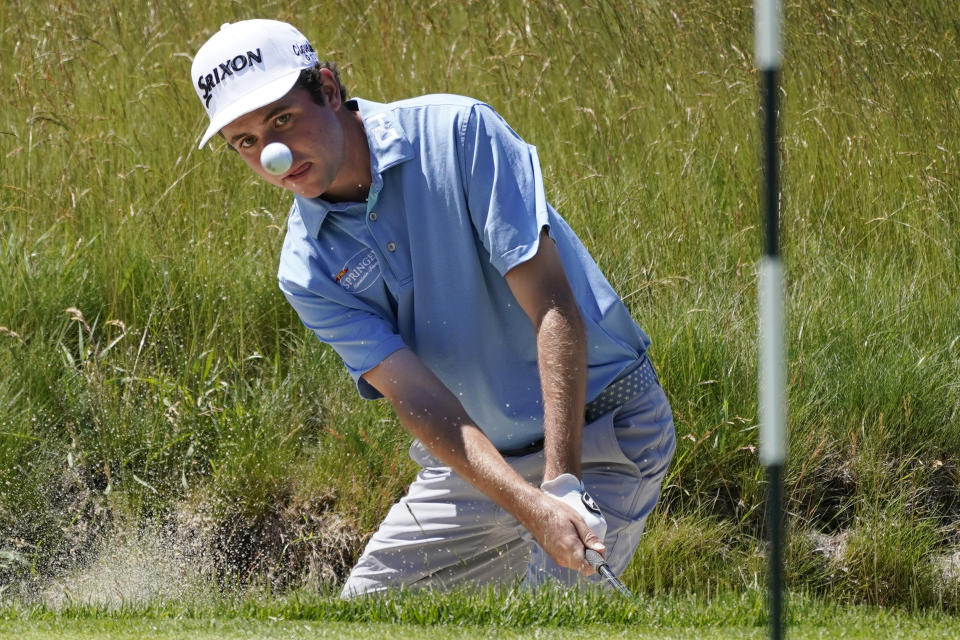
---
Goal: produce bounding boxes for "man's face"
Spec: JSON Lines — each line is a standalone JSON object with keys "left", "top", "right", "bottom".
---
{"left": 220, "top": 84, "right": 345, "bottom": 199}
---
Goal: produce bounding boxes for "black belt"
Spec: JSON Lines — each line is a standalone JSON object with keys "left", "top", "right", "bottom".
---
{"left": 500, "top": 357, "right": 659, "bottom": 457}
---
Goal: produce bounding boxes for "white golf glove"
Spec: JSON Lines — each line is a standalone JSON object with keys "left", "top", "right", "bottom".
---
{"left": 541, "top": 473, "right": 608, "bottom": 543}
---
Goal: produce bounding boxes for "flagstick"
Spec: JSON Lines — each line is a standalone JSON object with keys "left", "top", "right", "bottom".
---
{"left": 756, "top": 1, "right": 787, "bottom": 639}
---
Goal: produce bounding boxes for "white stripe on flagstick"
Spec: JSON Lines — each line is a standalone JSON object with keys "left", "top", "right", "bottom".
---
{"left": 754, "top": 0, "right": 782, "bottom": 70}
{"left": 759, "top": 256, "right": 786, "bottom": 465}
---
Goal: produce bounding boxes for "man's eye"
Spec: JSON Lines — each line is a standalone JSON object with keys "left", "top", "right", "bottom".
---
{"left": 275, "top": 113, "right": 291, "bottom": 126}
{"left": 239, "top": 136, "right": 256, "bottom": 149}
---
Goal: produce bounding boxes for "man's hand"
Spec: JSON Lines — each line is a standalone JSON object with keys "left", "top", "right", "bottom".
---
{"left": 541, "top": 472, "right": 608, "bottom": 542}
{"left": 519, "top": 489, "right": 606, "bottom": 576}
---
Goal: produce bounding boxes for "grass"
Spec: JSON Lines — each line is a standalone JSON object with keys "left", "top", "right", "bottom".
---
{"left": 1, "top": 0, "right": 958, "bottom": 615}
{"left": 4, "top": 588, "right": 960, "bottom": 639}
{"left": 6, "top": 624, "right": 960, "bottom": 640}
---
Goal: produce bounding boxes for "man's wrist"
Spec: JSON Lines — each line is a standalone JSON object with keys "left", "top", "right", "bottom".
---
{"left": 542, "top": 449, "right": 581, "bottom": 483}
{"left": 541, "top": 473, "right": 608, "bottom": 543}
{"left": 508, "top": 482, "right": 553, "bottom": 530}
{"left": 540, "top": 472, "right": 582, "bottom": 494}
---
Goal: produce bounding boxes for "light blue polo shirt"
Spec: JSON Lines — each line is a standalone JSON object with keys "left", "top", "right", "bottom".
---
{"left": 277, "top": 95, "right": 650, "bottom": 451}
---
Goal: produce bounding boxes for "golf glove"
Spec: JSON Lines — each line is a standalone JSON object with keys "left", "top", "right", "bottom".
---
{"left": 541, "top": 473, "right": 607, "bottom": 543}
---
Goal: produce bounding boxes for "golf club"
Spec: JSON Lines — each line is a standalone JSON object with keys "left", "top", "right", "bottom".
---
{"left": 585, "top": 548, "right": 632, "bottom": 597}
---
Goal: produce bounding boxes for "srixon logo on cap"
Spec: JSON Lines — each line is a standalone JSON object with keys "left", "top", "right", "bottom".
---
{"left": 197, "top": 48, "right": 264, "bottom": 108}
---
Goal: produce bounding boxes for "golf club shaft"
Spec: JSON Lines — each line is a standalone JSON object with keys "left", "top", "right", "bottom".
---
{"left": 585, "top": 548, "right": 632, "bottom": 597}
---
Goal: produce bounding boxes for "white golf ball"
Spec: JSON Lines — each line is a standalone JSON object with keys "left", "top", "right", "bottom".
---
{"left": 260, "top": 142, "right": 293, "bottom": 176}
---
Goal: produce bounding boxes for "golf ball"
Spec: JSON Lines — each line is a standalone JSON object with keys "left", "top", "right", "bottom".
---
{"left": 261, "top": 142, "right": 293, "bottom": 176}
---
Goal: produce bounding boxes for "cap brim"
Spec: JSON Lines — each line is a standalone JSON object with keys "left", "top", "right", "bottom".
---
{"left": 197, "top": 68, "right": 304, "bottom": 149}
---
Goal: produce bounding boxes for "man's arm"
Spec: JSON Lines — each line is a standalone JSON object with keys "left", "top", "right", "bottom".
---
{"left": 362, "top": 346, "right": 601, "bottom": 576}
{"left": 503, "top": 228, "right": 587, "bottom": 483}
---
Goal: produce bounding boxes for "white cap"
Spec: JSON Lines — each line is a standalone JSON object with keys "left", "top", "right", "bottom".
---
{"left": 191, "top": 20, "right": 318, "bottom": 148}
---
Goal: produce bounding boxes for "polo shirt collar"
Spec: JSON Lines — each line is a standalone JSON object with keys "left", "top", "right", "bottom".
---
{"left": 295, "top": 97, "right": 414, "bottom": 239}
{"left": 353, "top": 98, "right": 414, "bottom": 174}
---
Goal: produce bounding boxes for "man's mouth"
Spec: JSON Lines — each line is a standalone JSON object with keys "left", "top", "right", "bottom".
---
{"left": 284, "top": 162, "right": 311, "bottom": 181}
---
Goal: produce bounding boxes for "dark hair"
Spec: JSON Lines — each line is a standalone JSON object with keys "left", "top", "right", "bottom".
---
{"left": 294, "top": 61, "right": 348, "bottom": 105}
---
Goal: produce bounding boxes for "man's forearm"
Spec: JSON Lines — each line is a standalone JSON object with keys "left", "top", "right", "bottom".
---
{"left": 391, "top": 380, "right": 545, "bottom": 523}
{"left": 364, "top": 347, "right": 599, "bottom": 574}
{"left": 393, "top": 383, "right": 601, "bottom": 570}
{"left": 364, "top": 349, "right": 540, "bottom": 524}
{"left": 537, "top": 300, "right": 587, "bottom": 482}
{"left": 501, "top": 230, "right": 589, "bottom": 483}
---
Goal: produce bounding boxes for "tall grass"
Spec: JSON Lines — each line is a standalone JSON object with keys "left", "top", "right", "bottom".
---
{"left": 1, "top": 0, "right": 958, "bottom": 609}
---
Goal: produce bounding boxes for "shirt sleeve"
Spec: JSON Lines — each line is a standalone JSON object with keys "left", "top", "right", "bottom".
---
{"left": 279, "top": 279, "right": 406, "bottom": 399}
{"left": 460, "top": 103, "right": 551, "bottom": 276}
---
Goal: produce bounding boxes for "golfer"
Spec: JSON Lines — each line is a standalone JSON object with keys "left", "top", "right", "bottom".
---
{"left": 191, "top": 19, "right": 675, "bottom": 596}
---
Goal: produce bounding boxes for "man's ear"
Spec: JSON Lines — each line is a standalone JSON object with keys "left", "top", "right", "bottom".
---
{"left": 319, "top": 67, "right": 342, "bottom": 110}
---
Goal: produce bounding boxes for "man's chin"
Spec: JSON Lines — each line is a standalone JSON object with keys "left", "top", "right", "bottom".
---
{"left": 282, "top": 183, "right": 323, "bottom": 199}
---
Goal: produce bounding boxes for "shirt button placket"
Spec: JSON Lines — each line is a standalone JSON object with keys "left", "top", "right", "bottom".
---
{"left": 386, "top": 241, "right": 397, "bottom": 252}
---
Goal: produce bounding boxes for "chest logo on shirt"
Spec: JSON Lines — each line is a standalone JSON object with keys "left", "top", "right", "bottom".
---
{"left": 336, "top": 249, "right": 381, "bottom": 294}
